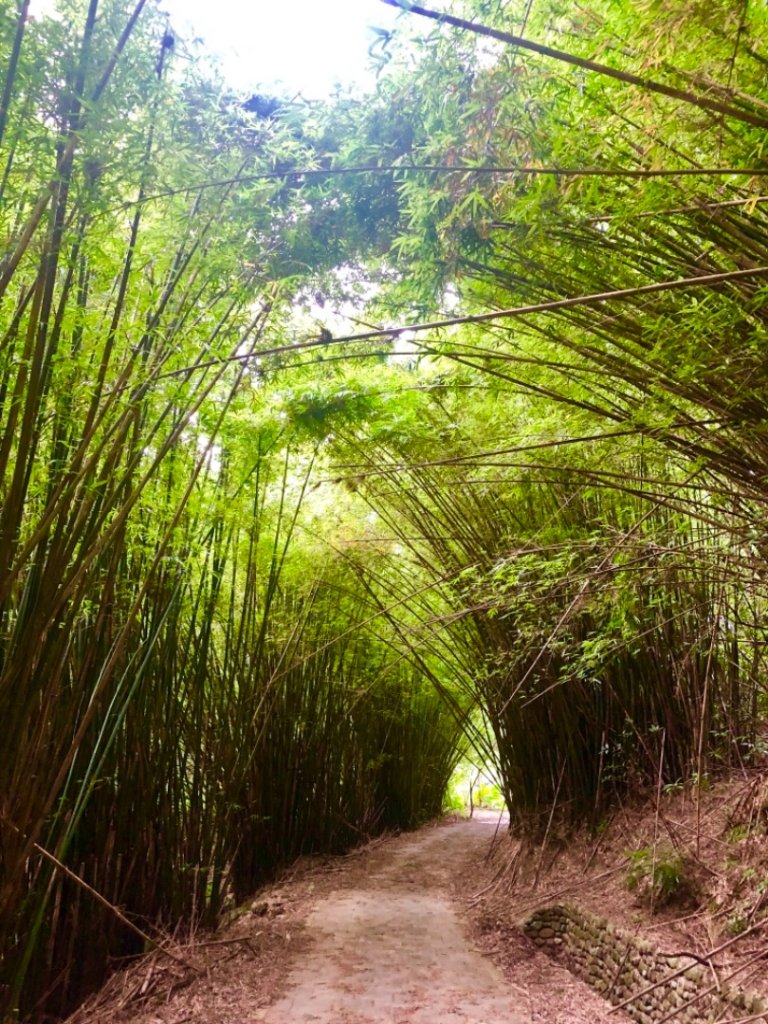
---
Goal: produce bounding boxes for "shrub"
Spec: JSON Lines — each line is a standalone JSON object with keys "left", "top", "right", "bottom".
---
{"left": 626, "top": 846, "right": 694, "bottom": 909}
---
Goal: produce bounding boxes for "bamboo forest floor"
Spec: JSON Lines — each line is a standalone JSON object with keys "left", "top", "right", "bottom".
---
{"left": 67, "top": 811, "right": 631, "bottom": 1024}
{"left": 67, "top": 774, "right": 768, "bottom": 1024}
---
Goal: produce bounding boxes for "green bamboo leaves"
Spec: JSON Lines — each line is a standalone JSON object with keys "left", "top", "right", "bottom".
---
{"left": 0, "top": 5, "right": 463, "bottom": 1020}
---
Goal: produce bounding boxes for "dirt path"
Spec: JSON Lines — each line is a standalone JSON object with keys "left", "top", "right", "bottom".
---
{"left": 263, "top": 814, "right": 525, "bottom": 1024}
{"left": 74, "top": 814, "right": 629, "bottom": 1024}
{"left": 78, "top": 780, "right": 768, "bottom": 1024}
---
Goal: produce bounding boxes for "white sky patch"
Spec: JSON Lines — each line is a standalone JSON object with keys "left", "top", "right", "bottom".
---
{"left": 390, "top": 329, "right": 418, "bottom": 366}
{"left": 29, "top": 0, "right": 401, "bottom": 97}
{"left": 28, "top": 0, "right": 58, "bottom": 17}
{"left": 294, "top": 266, "right": 385, "bottom": 343}
{"left": 157, "top": 0, "right": 400, "bottom": 97}
{"left": 475, "top": 36, "right": 504, "bottom": 71}
{"left": 442, "top": 283, "right": 460, "bottom": 313}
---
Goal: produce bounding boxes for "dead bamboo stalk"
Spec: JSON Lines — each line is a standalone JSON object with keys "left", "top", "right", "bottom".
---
{"left": 607, "top": 918, "right": 768, "bottom": 1014}
{"left": 0, "top": 815, "right": 196, "bottom": 971}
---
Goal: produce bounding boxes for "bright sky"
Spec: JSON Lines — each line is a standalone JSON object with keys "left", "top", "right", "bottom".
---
{"left": 157, "top": 0, "right": 402, "bottom": 97}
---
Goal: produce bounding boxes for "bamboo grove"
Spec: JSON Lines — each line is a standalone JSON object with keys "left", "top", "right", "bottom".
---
{"left": 2, "top": 0, "right": 768, "bottom": 1019}
{"left": 0, "top": 2, "right": 465, "bottom": 1017}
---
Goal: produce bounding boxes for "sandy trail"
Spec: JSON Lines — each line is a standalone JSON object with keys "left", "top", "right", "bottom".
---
{"left": 264, "top": 814, "right": 526, "bottom": 1024}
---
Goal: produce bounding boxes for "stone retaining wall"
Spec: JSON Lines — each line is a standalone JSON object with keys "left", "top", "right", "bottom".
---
{"left": 524, "top": 904, "right": 766, "bottom": 1024}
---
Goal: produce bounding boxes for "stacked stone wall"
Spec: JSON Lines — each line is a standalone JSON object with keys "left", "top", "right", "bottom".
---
{"left": 524, "top": 904, "right": 765, "bottom": 1024}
